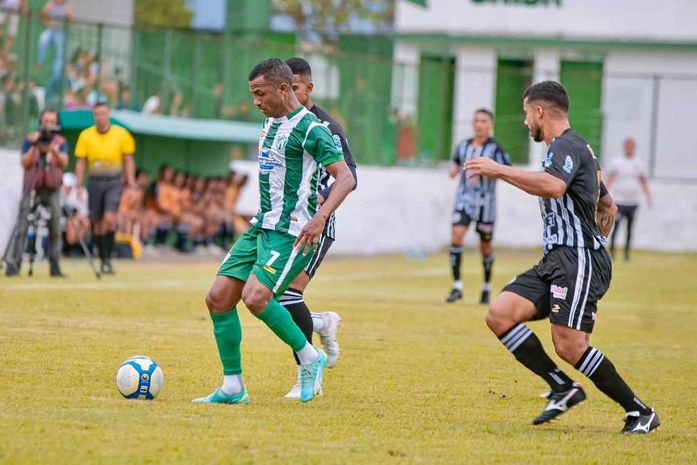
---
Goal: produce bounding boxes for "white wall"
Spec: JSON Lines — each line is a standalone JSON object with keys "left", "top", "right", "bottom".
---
{"left": 0, "top": 149, "right": 25, "bottom": 255}
{"left": 231, "top": 161, "right": 697, "bottom": 254}
{"left": 72, "top": 0, "right": 134, "bottom": 26}
{"left": 396, "top": 0, "right": 697, "bottom": 42}
{"left": 391, "top": 42, "right": 421, "bottom": 118}
{"left": 602, "top": 51, "right": 697, "bottom": 180}
{"left": 3, "top": 156, "right": 694, "bottom": 255}
{"left": 452, "top": 46, "right": 497, "bottom": 145}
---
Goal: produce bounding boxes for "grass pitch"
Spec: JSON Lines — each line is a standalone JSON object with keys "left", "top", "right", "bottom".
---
{"left": 1, "top": 249, "right": 696, "bottom": 464}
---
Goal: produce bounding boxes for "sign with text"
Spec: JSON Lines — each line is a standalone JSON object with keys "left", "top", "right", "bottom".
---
{"left": 397, "top": 0, "right": 697, "bottom": 42}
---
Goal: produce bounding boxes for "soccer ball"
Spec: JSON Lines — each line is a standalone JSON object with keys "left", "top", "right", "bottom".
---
{"left": 116, "top": 355, "right": 164, "bottom": 400}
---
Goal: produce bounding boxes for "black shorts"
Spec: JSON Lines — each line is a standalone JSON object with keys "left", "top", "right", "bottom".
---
{"left": 451, "top": 208, "right": 494, "bottom": 241}
{"left": 303, "top": 234, "right": 334, "bottom": 279}
{"left": 87, "top": 175, "right": 123, "bottom": 222}
{"left": 503, "top": 246, "right": 612, "bottom": 333}
{"left": 617, "top": 204, "right": 638, "bottom": 222}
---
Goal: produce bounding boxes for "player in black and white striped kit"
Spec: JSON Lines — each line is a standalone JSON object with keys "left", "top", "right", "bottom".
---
{"left": 447, "top": 109, "right": 511, "bottom": 305}
{"left": 465, "top": 81, "right": 659, "bottom": 434}
{"left": 279, "top": 57, "right": 358, "bottom": 399}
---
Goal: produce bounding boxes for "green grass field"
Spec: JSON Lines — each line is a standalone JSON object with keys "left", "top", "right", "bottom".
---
{"left": 1, "top": 249, "right": 696, "bottom": 464}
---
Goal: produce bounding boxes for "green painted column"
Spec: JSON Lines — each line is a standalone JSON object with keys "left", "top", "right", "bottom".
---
{"left": 416, "top": 55, "right": 455, "bottom": 164}
{"left": 495, "top": 59, "right": 533, "bottom": 164}
{"left": 560, "top": 60, "right": 604, "bottom": 160}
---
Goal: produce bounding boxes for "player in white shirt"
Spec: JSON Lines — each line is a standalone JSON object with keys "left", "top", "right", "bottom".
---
{"left": 605, "top": 138, "right": 652, "bottom": 261}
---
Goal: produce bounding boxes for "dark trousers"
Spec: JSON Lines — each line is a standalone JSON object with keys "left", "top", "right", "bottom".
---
{"left": 610, "top": 204, "right": 638, "bottom": 260}
{"left": 6, "top": 189, "right": 62, "bottom": 268}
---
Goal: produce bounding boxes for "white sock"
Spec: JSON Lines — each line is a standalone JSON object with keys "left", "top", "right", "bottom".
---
{"left": 296, "top": 342, "right": 319, "bottom": 365}
{"left": 221, "top": 375, "right": 243, "bottom": 395}
{"left": 311, "top": 312, "right": 325, "bottom": 332}
{"left": 453, "top": 280, "right": 463, "bottom": 291}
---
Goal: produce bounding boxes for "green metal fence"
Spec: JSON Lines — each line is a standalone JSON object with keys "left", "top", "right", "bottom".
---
{"left": 0, "top": 10, "right": 609, "bottom": 169}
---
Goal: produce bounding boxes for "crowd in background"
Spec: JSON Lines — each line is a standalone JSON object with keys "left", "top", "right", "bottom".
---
{"left": 60, "top": 166, "right": 249, "bottom": 259}
{"left": 0, "top": 0, "right": 257, "bottom": 146}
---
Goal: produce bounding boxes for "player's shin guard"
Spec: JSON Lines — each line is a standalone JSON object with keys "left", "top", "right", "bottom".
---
{"left": 257, "top": 298, "right": 308, "bottom": 352}
{"left": 450, "top": 245, "right": 463, "bottom": 284}
{"left": 575, "top": 347, "right": 651, "bottom": 414}
{"left": 211, "top": 308, "right": 242, "bottom": 375}
{"left": 500, "top": 323, "right": 574, "bottom": 392}
{"left": 280, "top": 288, "right": 313, "bottom": 365}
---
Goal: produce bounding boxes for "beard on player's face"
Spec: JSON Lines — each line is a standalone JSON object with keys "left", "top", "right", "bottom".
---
{"left": 531, "top": 124, "right": 543, "bottom": 142}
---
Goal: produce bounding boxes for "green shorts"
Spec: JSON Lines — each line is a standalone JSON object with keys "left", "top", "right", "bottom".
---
{"left": 217, "top": 223, "right": 313, "bottom": 296}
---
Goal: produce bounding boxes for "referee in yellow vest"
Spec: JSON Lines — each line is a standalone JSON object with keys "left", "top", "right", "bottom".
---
{"left": 75, "top": 103, "right": 136, "bottom": 274}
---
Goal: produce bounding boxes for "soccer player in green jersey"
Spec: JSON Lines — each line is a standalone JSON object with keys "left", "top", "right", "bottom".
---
{"left": 193, "top": 58, "right": 356, "bottom": 404}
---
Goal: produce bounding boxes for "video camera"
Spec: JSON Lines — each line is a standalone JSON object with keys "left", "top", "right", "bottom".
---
{"left": 37, "top": 125, "right": 61, "bottom": 147}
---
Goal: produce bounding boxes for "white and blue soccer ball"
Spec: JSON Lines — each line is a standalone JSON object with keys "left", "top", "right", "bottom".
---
{"left": 116, "top": 355, "right": 164, "bottom": 400}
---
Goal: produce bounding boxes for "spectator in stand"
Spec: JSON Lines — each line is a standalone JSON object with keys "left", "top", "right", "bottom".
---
{"left": 154, "top": 164, "right": 179, "bottom": 234}
{"left": 36, "top": 0, "right": 73, "bottom": 104}
{"left": 142, "top": 90, "right": 161, "bottom": 115}
{"left": 60, "top": 172, "right": 90, "bottom": 255}
{"left": 0, "top": 0, "right": 26, "bottom": 58}
{"left": 116, "top": 86, "right": 139, "bottom": 111}
{"left": 173, "top": 171, "right": 205, "bottom": 251}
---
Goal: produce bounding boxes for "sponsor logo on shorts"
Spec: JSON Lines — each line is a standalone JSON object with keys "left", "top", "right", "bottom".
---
{"left": 551, "top": 304, "right": 561, "bottom": 313}
{"left": 550, "top": 284, "right": 568, "bottom": 300}
{"left": 592, "top": 312, "right": 597, "bottom": 320}
{"left": 263, "top": 266, "right": 277, "bottom": 275}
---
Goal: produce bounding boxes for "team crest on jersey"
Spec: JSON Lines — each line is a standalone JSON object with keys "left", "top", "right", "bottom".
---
{"left": 563, "top": 155, "right": 574, "bottom": 173}
{"left": 274, "top": 135, "right": 288, "bottom": 151}
{"left": 332, "top": 134, "right": 342, "bottom": 151}
{"left": 543, "top": 152, "right": 554, "bottom": 168}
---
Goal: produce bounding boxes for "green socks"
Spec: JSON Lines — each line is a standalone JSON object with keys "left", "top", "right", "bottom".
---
{"left": 211, "top": 300, "right": 308, "bottom": 376}
{"left": 257, "top": 298, "right": 308, "bottom": 352}
{"left": 211, "top": 309, "right": 242, "bottom": 375}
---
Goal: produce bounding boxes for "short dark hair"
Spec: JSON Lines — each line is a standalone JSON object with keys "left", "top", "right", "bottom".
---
{"left": 93, "top": 101, "right": 110, "bottom": 110}
{"left": 39, "top": 108, "right": 60, "bottom": 125}
{"left": 286, "top": 57, "right": 312, "bottom": 77}
{"left": 248, "top": 58, "right": 293, "bottom": 87}
{"left": 474, "top": 108, "right": 494, "bottom": 121}
{"left": 523, "top": 81, "right": 569, "bottom": 114}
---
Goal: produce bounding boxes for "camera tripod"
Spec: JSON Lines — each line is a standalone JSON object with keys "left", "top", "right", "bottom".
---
{"left": 2, "top": 189, "right": 101, "bottom": 280}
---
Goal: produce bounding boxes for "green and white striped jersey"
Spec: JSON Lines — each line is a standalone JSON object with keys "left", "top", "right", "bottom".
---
{"left": 252, "top": 106, "right": 344, "bottom": 236}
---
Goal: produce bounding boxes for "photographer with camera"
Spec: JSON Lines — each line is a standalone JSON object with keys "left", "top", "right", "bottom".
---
{"left": 4, "top": 108, "right": 68, "bottom": 277}
{"left": 75, "top": 103, "right": 136, "bottom": 274}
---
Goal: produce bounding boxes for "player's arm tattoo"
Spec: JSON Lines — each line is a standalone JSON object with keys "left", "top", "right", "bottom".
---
{"left": 596, "top": 192, "right": 617, "bottom": 238}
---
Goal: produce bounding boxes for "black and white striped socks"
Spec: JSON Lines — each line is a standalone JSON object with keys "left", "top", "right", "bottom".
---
{"left": 450, "top": 245, "right": 463, "bottom": 284}
{"left": 499, "top": 324, "right": 574, "bottom": 392}
{"left": 574, "top": 346, "right": 651, "bottom": 414}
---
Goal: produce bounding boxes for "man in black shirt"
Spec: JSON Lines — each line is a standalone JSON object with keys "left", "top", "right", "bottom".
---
{"left": 447, "top": 109, "right": 511, "bottom": 305}
{"left": 280, "top": 57, "right": 358, "bottom": 399}
{"left": 464, "top": 81, "right": 659, "bottom": 434}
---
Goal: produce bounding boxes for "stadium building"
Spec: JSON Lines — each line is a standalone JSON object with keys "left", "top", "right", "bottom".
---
{"left": 394, "top": 0, "right": 697, "bottom": 180}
